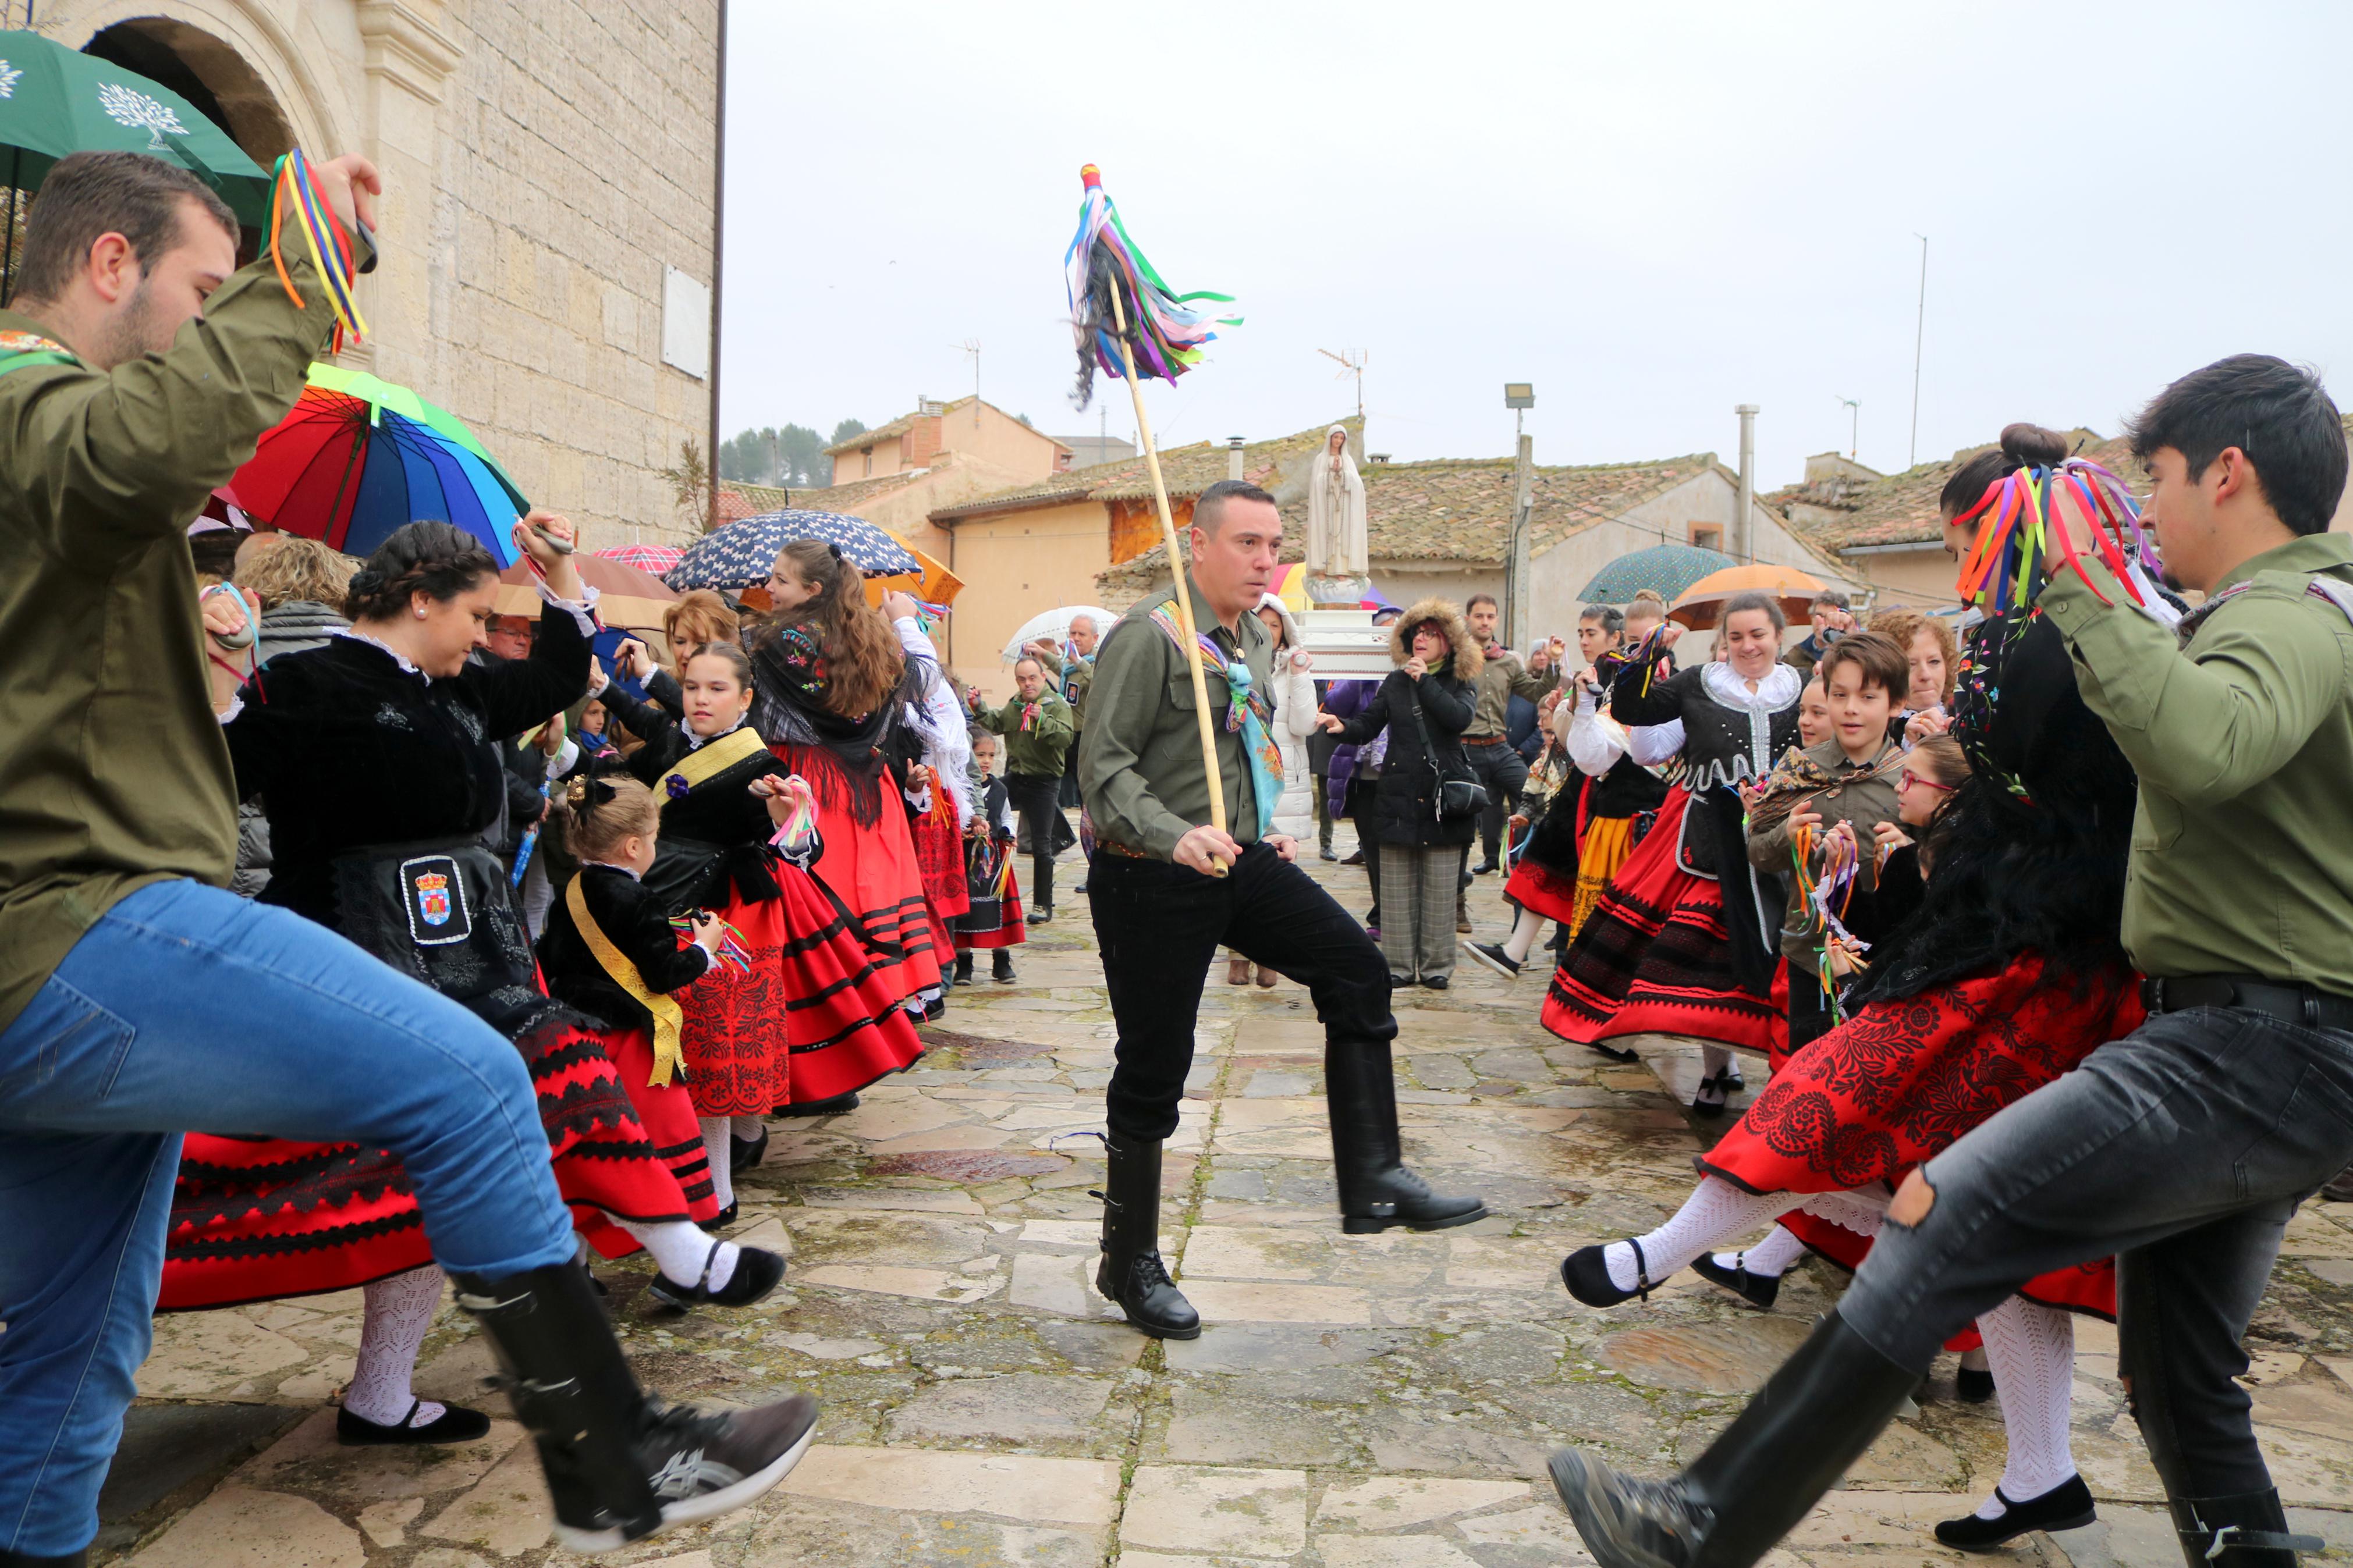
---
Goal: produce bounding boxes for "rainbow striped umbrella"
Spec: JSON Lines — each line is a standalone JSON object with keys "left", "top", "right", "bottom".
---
{"left": 223, "top": 364, "right": 528, "bottom": 564}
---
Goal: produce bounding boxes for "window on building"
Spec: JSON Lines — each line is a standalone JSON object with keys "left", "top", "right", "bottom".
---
{"left": 1688, "top": 523, "right": 1723, "bottom": 551}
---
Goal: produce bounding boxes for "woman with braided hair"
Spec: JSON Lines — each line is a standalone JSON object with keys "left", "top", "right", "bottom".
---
{"left": 161, "top": 520, "right": 787, "bottom": 1442}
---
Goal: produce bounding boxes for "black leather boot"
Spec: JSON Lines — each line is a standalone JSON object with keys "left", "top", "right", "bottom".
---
{"left": 1549, "top": 1309, "right": 1919, "bottom": 1567}
{"left": 2167, "top": 1492, "right": 2324, "bottom": 1566}
{"left": 1325, "top": 1039, "right": 1486, "bottom": 1234}
{"left": 451, "top": 1260, "right": 818, "bottom": 1552}
{"left": 1094, "top": 1131, "right": 1199, "bottom": 1339}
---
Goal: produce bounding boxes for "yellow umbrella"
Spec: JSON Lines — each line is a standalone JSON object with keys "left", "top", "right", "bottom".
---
{"left": 863, "top": 539, "right": 964, "bottom": 611}
{"left": 1669, "top": 563, "right": 1827, "bottom": 630}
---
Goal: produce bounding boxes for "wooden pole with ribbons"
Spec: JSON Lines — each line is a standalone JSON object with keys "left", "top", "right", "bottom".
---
{"left": 1107, "top": 285, "right": 1228, "bottom": 873}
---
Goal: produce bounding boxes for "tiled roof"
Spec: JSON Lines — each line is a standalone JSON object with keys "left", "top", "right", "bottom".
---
{"left": 1095, "top": 450, "right": 1719, "bottom": 593}
{"left": 823, "top": 396, "right": 1072, "bottom": 457}
{"left": 930, "top": 418, "right": 1361, "bottom": 523}
{"left": 781, "top": 469, "right": 929, "bottom": 514}
{"left": 715, "top": 482, "right": 792, "bottom": 524}
{"left": 1770, "top": 429, "right": 2130, "bottom": 552}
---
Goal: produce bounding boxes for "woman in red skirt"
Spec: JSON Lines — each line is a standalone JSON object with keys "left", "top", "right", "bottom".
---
{"left": 953, "top": 730, "right": 1029, "bottom": 984}
{"left": 747, "top": 540, "right": 939, "bottom": 1105}
{"left": 165, "top": 519, "right": 761, "bottom": 1445}
{"left": 1543, "top": 594, "right": 1801, "bottom": 1110}
{"left": 887, "top": 607, "right": 975, "bottom": 1022}
{"left": 1557, "top": 425, "right": 2159, "bottom": 1551}
{"left": 597, "top": 640, "right": 925, "bottom": 1187}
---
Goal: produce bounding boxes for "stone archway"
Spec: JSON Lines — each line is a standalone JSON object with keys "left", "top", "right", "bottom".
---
{"left": 81, "top": 16, "right": 294, "bottom": 166}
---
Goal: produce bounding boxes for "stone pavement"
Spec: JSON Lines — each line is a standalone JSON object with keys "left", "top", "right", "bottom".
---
{"left": 102, "top": 834, "right": 2353, "bottom": 1566}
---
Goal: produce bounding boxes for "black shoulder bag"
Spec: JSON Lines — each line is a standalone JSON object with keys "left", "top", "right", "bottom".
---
{"left": 1407, "top": 682, "right": 1488, "bottom": 822}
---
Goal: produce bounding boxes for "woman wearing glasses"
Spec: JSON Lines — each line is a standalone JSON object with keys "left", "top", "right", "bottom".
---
{"left": 1555, "top": 425, "right": 2156, "bottom": 1553}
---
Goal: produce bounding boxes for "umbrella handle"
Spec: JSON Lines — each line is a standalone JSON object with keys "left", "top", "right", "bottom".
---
{"left": 529, "top": 520, "right": 577, "bottom": 556}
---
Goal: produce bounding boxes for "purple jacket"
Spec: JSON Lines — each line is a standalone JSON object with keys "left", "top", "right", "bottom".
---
{"left": 1322, "top": 679, "right": 1380, "bottom": 816}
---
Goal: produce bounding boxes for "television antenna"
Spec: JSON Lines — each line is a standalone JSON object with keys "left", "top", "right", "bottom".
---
{"left": 955, "top": 339, "right": 981, "bottom": 405}
{"left": 1836, "top": 396, "right": 1860, "bottom": 460}
{"left": 1318, "top": 347, "right": 1367, "bottom": 422}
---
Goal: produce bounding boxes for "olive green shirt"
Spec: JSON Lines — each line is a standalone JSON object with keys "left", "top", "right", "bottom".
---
{"left": 1466, "top": 648, "right": 1558, "bottom": 738}
{"left": 972, "top": 689, "right": 1076, "bottom": 779}
{"left": 0, "top": 214, "right": 346, "bottom": 1030}
{"left": 2039, "top": 534, "right": 2353, "bottom": 993}
{"left": 1078, "top": 576, "right": 1273, "bottom": 860}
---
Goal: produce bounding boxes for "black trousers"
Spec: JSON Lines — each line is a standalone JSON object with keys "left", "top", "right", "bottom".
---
{"left": 1464, "top": 740, "right": 1528, "bottom": 863}
{"left": 1005, "top": 772, "right": 1066, "bottom": 911}
{"left": 1788, "top": 967, "right": 1834, "bottom": 1055}
{"left": 1842, "top": 1004, "right": 2353, "bottom": 1501}
{"left": 1344, "top": 779, "right": 1382, "bottom": 913}
{"left": 1089, "top": 843, "right": 1396, "bottom": 1140}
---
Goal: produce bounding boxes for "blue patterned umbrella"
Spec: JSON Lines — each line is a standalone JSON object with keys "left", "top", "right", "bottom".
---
{"left": 1576, "top": 543, "right": 1737, "bottom": 605}
{"left": 665, "top": 509, "right": 920, "bottom": 594}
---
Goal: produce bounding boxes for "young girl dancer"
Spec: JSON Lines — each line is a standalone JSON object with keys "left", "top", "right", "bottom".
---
{"left": 746, "top": 541, "right": 943, "bottom": 1083}
{"left": 597, "top": 639, "right": 925, "bottom": 1186}
{"left": 1542, "top": 593, "right": 1801, "bottom": 1110}
{"left": 535, "top": 773, "right": 790, "bottom": 1309}
{"left": 953, "top": 728, "right": 1028, "bottom": 984}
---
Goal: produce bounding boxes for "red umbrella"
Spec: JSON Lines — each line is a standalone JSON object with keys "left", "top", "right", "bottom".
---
{"left": 593, "top": 542, "right": 684, "bottom": 575}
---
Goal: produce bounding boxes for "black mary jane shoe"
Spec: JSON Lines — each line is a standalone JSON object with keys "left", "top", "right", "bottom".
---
{"left": 730, "top": 1126, "right": 769, "bottom": 1175}
{"left": 1957, "top": 1364, "right": 1996, "bottom": 1403}
{"left": 779, "top": 1090, "right": 861, "bottom": 1118}
{"left": 1560, "top": 1238, "right": 1656, "bottom": 1307}
{"left": 1031, "top": 906, "right": 1053, "bottom": 925}
{"left": 698, "top": 1200, "right": 739, "bottom": 1233}
{"left": 336, "top": 1399, "right": 493, "bottom": 1446}
{"left": 648, "top": 1242, "right": 787, "bottom": 1311}
{"left": 1934, "top": 1475, "right": 2096, "bottom": 1551}
{"left": 1690, "top": 1069, "right": 1734, "bottom": 1118}
{"left": 1690, "top": 1250, "right": 1780, "bottom": 1310}
{"left": 1584, "top": 1041, "right": 1640, "bottom": 1064}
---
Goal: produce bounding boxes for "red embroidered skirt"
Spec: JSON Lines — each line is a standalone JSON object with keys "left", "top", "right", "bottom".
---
{"left": 578, "top": 1026, "right": 723, "bottom": 1260}
{"left": 775, "top": 744, "right": 943, "bottom": 1005}
{"left": 1702, "top": 952, "right": 2144, "bottom": 1321}
{"left": 775, "top": 862, "right": 927, "bottom": 1106}
{"left": 678, "top": 888, "right": 792, "bottom": 1118}
{"left": 159, "top": 1010, "right": 706, "bottom": 1310}
{"left": 1503, "top": 856, "right": 1581, "bottom": 927}
{"left": 1542, "top": 787, "right": 1788, "bottom": 1055}
{"left": 954, "top": 862, "right": 1027, "bottom": 952}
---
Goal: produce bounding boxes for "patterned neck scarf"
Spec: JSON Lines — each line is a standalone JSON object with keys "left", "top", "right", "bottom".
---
{"left": 1148, "top": 602, "right": 1284, "bottom": 838}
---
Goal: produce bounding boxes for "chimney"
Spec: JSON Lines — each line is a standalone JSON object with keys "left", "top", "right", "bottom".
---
{"left": 1734, "top": 404, "right": 1759, "bottom": 561}
{"left": 1227, "top": 436, "right": 1245, "bottom": 482}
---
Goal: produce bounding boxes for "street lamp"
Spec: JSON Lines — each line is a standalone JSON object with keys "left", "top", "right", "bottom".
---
{"left": 1503, "top": 384, "right": 1536, "bottom": 646}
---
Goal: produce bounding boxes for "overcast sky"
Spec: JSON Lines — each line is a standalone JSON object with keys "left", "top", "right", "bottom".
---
{"left": 719, "top": 2, "right": 2353, "bottom": 490}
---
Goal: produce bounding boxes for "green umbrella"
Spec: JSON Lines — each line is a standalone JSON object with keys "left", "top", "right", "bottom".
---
{"left": 0, "top": 29, "right": 272, "bottom": 298}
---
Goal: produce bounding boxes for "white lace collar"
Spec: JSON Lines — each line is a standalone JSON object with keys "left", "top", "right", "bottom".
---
{"left": 581, "top": 858, "right": 643, "bottom": 881}
{"left": 333, "top": 627, "right": 428, "bottom": 680}
{"left": 1701, "top": 659, "right": 1800, "bottom": 714}
{"left": 683, "top": 714, "right": 749, "bottom": 751}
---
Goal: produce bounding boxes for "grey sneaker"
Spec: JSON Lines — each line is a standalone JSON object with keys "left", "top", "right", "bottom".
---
{"left": 560, "top": 1394, "right": 819, "bottom": 1553}
{"left": 1547, "top": 1448, "right": 1707, "bottom": 1568}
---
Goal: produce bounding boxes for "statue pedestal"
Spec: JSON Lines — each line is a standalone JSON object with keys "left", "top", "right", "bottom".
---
{"left": 1297, "top": 607, "right": 1390, "bottom": 679}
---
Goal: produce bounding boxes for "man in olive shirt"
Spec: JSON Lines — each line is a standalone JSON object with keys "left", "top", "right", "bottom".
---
{"left": 0, "top": 155, "right": 807, "bottom": 1562}
{"left": 972, "top": 654, "right": 1077, "bottom": 919}
{"left": 1078, "top": 481, "right": 1483, "bottom": 1341}
{"left": 1460, "top": 592, "right": 1557, "bottom": 875}
{"left": 1553, "top": 357, "right": 2353, "bottom": 1568}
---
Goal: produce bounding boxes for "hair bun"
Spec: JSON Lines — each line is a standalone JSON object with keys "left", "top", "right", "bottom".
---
{"left": 1999, "top": 422, "right": 2070, "bottom": 470}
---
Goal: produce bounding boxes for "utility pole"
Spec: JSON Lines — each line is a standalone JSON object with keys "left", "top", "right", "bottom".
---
{"left": 1910, "top": 233, "right": 1928, "bottom": 469}
{"left": 1734, "top": 405, "right": 1759, "bottom": 563}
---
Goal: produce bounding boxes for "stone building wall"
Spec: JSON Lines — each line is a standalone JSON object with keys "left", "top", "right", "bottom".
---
{"left": 35, "top": 0, "right": 720, "bottom": 550}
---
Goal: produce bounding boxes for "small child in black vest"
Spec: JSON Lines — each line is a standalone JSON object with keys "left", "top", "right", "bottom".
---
{"left": 953, "top": 728, "right": 1027, "bottom": 984}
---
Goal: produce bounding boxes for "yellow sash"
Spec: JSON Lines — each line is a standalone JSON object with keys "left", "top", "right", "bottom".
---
{"left": 660, "top": 725, "right": 768, "bottom": 798}
{"left": 565, "top": 875, "right": 688, "bottom": 1087}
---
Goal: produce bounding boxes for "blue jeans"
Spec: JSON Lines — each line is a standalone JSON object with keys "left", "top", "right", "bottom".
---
{"left": 0, "top": 879, "right": 576, "bottom": 1556}
{"left": 1841, "top": 1005, "right": 2353, "bottom": 1501}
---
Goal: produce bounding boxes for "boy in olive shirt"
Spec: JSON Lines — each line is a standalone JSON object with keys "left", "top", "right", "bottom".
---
{"left": 1553, "top": 356, "right": 2353, "bottom": 1568}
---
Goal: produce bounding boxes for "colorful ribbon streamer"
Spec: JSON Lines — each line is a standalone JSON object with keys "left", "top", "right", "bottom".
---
{"left": 267, "top": 150, "right": 367, "bottom": 353}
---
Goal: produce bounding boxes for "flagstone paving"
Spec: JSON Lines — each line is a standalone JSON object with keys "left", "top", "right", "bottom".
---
{"left": 104, "top": 836, "right": 2353, "bottom": 1565}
